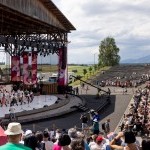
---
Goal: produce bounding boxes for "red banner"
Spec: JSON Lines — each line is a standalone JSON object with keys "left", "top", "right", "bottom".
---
{"left": 32, "top": 52, "right": 37, "bottom": 84}
{"left": 58, "top": 46, "right": 67, "bottom": 86}
{"left": 23, "top": 52, "right": 30, "bottom": 84}
{"left": 11, "top": 56, "right": 20, "bottom": 81}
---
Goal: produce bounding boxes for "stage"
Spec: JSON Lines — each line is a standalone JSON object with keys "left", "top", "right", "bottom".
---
{"left": 0, "top": 95, "right": 58, "bottom": 118}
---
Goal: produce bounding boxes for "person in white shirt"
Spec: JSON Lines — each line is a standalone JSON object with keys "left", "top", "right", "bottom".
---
{"left": 43, "top": 130, "right": 54, "bottom": 150}
{"left": 88, "top": 134, "right": 98, "bottom": 149}
{"left": 50, "top": 128, "right": 55, "bottom": 139}
{"left": 90, "top": 135, "right": 109, "bottom": 150}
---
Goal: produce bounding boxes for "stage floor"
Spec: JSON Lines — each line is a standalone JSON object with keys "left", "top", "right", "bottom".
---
{"left": 0, "top": 95, "right": 58, "bottom": 118}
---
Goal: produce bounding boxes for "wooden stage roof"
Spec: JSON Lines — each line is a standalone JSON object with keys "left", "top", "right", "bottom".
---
{"left": 0, "top": 0, "right": 76, "bottom": 35}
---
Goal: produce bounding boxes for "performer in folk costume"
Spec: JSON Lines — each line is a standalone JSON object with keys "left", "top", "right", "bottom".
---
{"left": 1, "top": 93, "right": 7, "bottom": 107}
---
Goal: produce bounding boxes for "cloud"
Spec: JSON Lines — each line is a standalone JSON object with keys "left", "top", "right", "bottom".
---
{"left": 52, "top": 0, "right": 150, "bottom": 64}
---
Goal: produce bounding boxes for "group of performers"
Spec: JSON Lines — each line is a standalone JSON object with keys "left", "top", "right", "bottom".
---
{"left": 0, "top": 85, "right": 34, "bottom": 107}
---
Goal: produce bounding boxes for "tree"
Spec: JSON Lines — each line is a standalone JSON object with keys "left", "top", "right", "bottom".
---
{"left": 83, "top": 69, "right": 87, "bottom": 77}
{"left": 94, "top": 64, "right": 98, "bottom": 71}
{"left": 98, "top": 37, "right": 120, "bottom": 66}
{"left": 88, "top": 66, "right": 92, "bottom": 75}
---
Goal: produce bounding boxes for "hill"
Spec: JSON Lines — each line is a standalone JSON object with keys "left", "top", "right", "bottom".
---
{"left": 121, "top": 55, "right": 150, "bottom": 64}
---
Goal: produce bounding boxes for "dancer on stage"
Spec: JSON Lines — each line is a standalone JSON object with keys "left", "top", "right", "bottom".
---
{"left": 10, "top": 94, "right": 18, "bottom": 106}
{"left": 1, "top": 93, "right": 7, "bottom": 107}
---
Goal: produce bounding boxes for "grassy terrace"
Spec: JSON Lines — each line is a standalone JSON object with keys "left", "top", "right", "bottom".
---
{"left": 68, "top": 65, "right": 110, "bottom": 86}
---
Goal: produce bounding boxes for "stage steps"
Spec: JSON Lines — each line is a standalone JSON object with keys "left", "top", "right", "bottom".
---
{"left": 71, "top": 104, "right": 89, "bottom": 112}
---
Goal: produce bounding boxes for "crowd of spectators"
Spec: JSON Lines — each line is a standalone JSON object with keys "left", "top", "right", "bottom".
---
{"left": 119, "top": 86, "right": 150, "bottom": 137}
{"left": 1, "top": 121, "right": 150, "bottom": 150}
{"left": 94, "top": 72, "right": 150, "bottom": 88}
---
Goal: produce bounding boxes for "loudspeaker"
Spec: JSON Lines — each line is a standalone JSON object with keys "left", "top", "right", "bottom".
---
{"left": 43, "top": 105, "right": 48, "bottom": 108}
{"left": 55, "top": 101, "right": 59, "bottom": 104}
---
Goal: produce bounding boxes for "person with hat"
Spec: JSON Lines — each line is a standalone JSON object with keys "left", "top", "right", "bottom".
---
{"left": 24, "top": 129, "right": 38, "bottom": 150}
{"left": 90, "top": 135, "right": 109, "bottom": 150}
{"left": 0, "top": 122, "right": 31, "bottom": 150}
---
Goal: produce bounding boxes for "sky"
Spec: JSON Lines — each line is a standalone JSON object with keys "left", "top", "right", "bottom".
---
{"left": 52, "top": 0, "right": 150, "bottom": 64}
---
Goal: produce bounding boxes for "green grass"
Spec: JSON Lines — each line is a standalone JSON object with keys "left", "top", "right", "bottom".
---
{"left": 68, "top": 65, "right": 111, "bottom": 86}
{"left": 68, "top": 65, "right": 91, "bottom": 76}
{"left": 38, "top": 64, "right": 58, "bottom": 73}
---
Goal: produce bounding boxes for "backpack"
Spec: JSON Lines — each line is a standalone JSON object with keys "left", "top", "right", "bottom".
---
{"left": 37, "top": 142, "right": 45, "bottom": 150}
{"left": 102, "top": 123, "right": 106, "bottom": 130}
{"left": 41, "top": 143, "right": 46, "bottom": 150}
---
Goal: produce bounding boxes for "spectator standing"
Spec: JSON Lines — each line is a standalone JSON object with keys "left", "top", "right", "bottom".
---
{"left": 49, "top": 128, "right": 55, "bottom": 139}
{"left": 88, "top": 134, "right": 98, "bottom": 149}
{"left": 35, "top": 131, "right": 44, "bottom": 150}
{"left": 80, "top": 114, "right": 88, "bottom": 132}
{"left": 102, "top": 119, "right": 110, "bottom": 136}
{"left": 58, "top": 134, "right": 71, "bottom": 150}
{"left": 76, "top": 131, "right": 90, "bottom": 150}
{"left": 142, "top": 138, "right": 150, "bottom": 150}
{"left": 76, "top": 87, "right": 79, "bottom": 95}
{"left": 24, "top": 130, "right": 38, "bottom": 150}
{"left": 68, "top": 128, "right": 78, "bottom": 141}
{"left": 85, "top": 86, "right": 89, "bottom": 94}
{"left": 92, "top": 119, "right": 99, "bottom": 135}
{"left": 43, "top": 130, "right": 54, "bottom": 150}
{"left": 53, "top": 129, "right": 62, "bottom": 150}
{"left": 92, "top": 112, "right": 100, "bottom": 123}
{"left": 0, "top": 122, "right": 31, "bottom": 150}
{"left": 90, "top": 135, "right": 109, "bottom": 150}
{"left": 70, "top": 138, "right": 85, "bottom": 150}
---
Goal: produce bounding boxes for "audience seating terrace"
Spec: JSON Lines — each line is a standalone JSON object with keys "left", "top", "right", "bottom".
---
{"left": 91, "top": 64, "right": 150, "bottom": 87}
